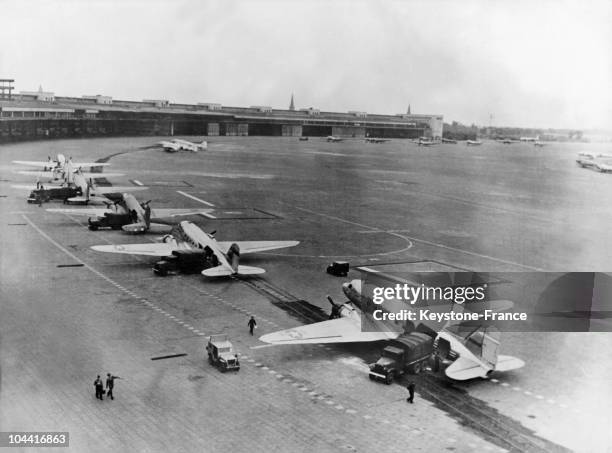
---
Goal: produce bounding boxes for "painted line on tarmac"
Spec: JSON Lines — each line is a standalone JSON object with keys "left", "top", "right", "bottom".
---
{"left": 294, "top": 206, "right": 543, "bottom": 271}
{"left": 487, "top": 377, "right": 575, "bottom": 413}
{"left": 176, "top": 190, "right": 215, "bottom": 206}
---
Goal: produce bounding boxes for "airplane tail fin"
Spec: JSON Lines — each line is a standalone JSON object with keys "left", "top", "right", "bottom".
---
{"left": 226, "top": 243, "right": 240, "bottom": 272}
{"left": 445, "top": 357, "right": 486, "bottom": 380}
{"left": 143, "top": 203, "right": 151, "bottom": 228}
{"left": 494, "top": 355, "right": 525, "bottom": 372}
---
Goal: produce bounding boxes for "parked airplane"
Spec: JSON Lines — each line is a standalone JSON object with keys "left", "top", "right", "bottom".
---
{"left": 533, "top": 141, "right": 545, "bottom": 147}
{"left": 441, "top": 138, "right": 457, "bottom": 144}
{"left": 466, "top": 140, "right": 483, "bottom": 146}
{"left": 15, "top": 169, "right": 146, "bottom": 204}
{"left": 90, "top": 220, "right": 299, "bottom": 277}
{"left": 259, "top": 278, "right": 524, "bottom": 380}
{"left": 417, "top": 138, "right": 435, "bottom": 146}
{"left": 520, "top": 136, "right": 539, "bottom": 142}
{"left": 13, "top": 154, "right": 113, "bottom": 181}
{"left": 47, "top": 193, "right": 214, "bottom": 233}
{"left": 365, "top": 137, "right": 391, "bottom": 143}
{"left": 326, "top": 136, "right": 344, "bottom": 142}
{"left": 157, "top": 138, "right": 207, "bottom": 152}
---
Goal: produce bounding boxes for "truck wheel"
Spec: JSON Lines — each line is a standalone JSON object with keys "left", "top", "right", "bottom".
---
{"left": 414, "top": 362, "right": 422, "bottom": 374}
{"left": 385, "top": 374, "right": 394, "bottom": 385}
{"left": 88, "top": 224, "right": 99, "bottom": 231}
{"left": 369, "top": 374, "right": 375, "bottom": 381}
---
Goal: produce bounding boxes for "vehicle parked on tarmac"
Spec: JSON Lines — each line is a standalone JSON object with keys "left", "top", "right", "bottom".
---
{"left": 205, "top": 335, "right": 240, "bottom": 372}
{"left": 326, "top": 261, "right": 349, "bottom": 277}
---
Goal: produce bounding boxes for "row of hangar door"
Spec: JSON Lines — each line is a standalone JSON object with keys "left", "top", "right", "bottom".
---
{"left": 205, "top": 123, "right": 372, "bottom": 138}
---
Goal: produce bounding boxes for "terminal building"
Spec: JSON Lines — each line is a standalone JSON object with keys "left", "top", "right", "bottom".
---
{"left": 0, "top": 83, "right": 443, "bottom": 142}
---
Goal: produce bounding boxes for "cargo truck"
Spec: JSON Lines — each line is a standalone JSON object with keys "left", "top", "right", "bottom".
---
{"left": 368, "top": 332, "right": 434, "bottom": 384}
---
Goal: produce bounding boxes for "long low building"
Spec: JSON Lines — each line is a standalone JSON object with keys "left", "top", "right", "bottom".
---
{"left": 0, "top": 90, "right": 443, "bottom": 142}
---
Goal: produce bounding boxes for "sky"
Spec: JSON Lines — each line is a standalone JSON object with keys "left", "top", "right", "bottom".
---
{"left": 1, "top": 0, "right": 611, "bottom": 129}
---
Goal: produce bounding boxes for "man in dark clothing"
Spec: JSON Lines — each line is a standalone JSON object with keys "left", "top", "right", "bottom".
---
{"left": 106, "top": 373, "right": 119, "bottom": 400}
{"left": 94, "top": 375, "right": 104, "bottom": 400}
{"left": 406, "top": 381, "right": 415, "bottom": 404}
{"left": 248, "top": 316, "right": 257, "bottom": 335}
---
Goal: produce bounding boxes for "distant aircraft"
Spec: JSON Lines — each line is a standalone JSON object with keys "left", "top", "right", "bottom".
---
{"left": 259, "top": 278, "right": 524, "bottom": 381}
{"left": 47, "top": 193, "right": 214, "bottom": 233}
{"left": 441, "top": 138, "right": 457, "bottom": 144}
{"left": 365, "top": 138, "right": 391, "bottom": 143}
{"left": 519, "top": 136, "right": 539, "bottom": 142}
{"left": 417, "top": 138, "right": 435, "bottom": 146}
{"left": 157, "top": 138, "right": 208, "bottom": 152}
{"left": 533, "top": 141, "right": 545, "bottom": 147}
{"left": 466, "top": 140, "right": 483, "bottom": 146}
{"left": 326, "top": 136, "right": 344, "bottom": 142}
{"left": 90, "top": 220, "right": 300, "bottom": 277}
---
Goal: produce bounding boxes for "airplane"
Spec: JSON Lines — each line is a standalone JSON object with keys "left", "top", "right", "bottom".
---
{"left": 466, "top": 140, "right": 483, "bottom": 146}
{"left": 326, "top": 136, "right": 344, "bottom": 143}
{"left": 441, "top": 138, "right": 457, "bottom": 144}
{"left": 593, "top": 159, "right": 612, "bottom": 173}
{"left": 365, "top": 137, "right": 391, "bottom": 144}
{"left": 59, "top": 194, "right": 215, "bottom": 231}
{"left": 13, "top": 154, "right": 114, "bottom": 181}
{"left": 533, "top": 141, "right": 545, "bottom": 147}
{"left": 520, "top": 136, "right": 539, "bottom": 142}
{"left": 15, "top": 169, "right": 146, "bottom": 204}
{"left": 90, "top": 220, "right": 300, "bottom": 277}
{"left": 156, "top": 138, "right": 208, "bottom": 152}
{"left": 46, "top": 193, "right": 216, "bottom": 233}
{"left": 259, "top": 276, "right": 524, "bottom": 381}
{"left": 417, "top": 138, "right": 435, "bottom": 146}
{"left": 574, "top": 153, "right": 612, "bottom": 169}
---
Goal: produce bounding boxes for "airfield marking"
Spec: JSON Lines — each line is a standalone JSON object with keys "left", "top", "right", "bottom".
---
{"left": 488, "top": 378, "right": 576, "bottom": 413}
{"left": 294, "top": 206, "right": 544, "bottom": 271}
{"left": 176, "top": 190, "right": 215, "bottom": 206}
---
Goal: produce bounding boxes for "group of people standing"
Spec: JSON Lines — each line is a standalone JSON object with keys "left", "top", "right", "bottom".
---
{"left": 94, "top": 373, "right": 119, "bottom": 400}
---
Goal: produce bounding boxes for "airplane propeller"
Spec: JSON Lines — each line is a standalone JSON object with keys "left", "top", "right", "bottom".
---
{"left": 327, "top": 295, "right": 346, "bottom": 319}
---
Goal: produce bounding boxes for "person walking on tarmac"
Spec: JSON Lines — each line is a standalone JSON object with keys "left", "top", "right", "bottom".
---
{"left": 406, "top": 381, "right": 416, "bottom": 404}
{"left": 94, "top": 375, "right": 104, "bottom": 400}
{"left": 248, "top": 316, "right": 257, "bottom": 335}
{"left": 106, "top": 373, "right": 120, "bottom": 400}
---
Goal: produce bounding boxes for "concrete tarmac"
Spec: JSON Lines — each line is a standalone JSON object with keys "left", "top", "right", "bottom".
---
{"left": 1, "top": 136, "right": 611, "bottom": 452}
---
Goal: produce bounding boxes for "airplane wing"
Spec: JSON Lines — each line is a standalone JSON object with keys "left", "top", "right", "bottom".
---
{"left": 151, "top": 208, "right": 215, "bottom": 218}
{"left": 17, "top": 170, "right": 124, "bottom": 178}
{"left": 259, "top": 315, "right": 400, "bottom": 345}
{"left": 46, "top": 207, "right": 113, "bottom": 217}
{"left": 217, "top": 240, "right": 300, "bottom": 254}
{"left": 71, "top": 162, "right": 111, "bottom": 167}
{"left": 94, "top": 186, "right": 148, "bottom": 194}
{"left": 444, "top": 356, "right": 487, "bottom": 380}
{"left": 13, "top": 160, "right": 56, "bottom": 168}
{"left": 90, "top": 243, "right": 177, "bottom": 256}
